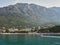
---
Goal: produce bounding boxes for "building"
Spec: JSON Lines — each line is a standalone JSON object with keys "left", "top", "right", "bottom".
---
{"left": 8, "top": 28, "right": 19, "bottom": 33}
{"left": 8, "top": 28, "right": 14, "bottom": 32}
{"left": 20, "top": 28, "right": 31, "bottom": 32}
{"left": 2, "top": 29, "right": 6, "bottom": 33}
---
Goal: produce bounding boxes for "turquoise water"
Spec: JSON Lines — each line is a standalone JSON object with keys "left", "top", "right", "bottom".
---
{"left": 0, "top": 34, "right": 60, "bottom": 45}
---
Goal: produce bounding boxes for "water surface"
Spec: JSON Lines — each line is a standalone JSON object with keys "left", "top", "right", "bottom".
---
{"left": 0, "top": 34, "right": 60, "bottom": 45}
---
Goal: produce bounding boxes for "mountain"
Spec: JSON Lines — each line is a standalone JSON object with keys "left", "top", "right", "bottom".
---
{"left": 0, "top": 3, "right": 60, "bottom": 28}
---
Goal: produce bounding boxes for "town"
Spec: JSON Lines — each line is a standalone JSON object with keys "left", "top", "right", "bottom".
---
{"left": 0, "top": 24, "right": 58, "bottom": 33}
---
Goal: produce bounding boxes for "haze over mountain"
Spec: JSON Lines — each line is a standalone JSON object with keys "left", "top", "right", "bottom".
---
{"left": 0, "top": 3, "right": 60, "bottom": 28}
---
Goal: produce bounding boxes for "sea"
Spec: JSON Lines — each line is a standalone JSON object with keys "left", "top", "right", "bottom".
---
{"left": 0, "top": 33, "right": 60, "bottom": 45}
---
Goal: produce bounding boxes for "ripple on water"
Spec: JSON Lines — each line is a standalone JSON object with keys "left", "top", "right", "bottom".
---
{"left": 52, "top": 42, "right": 60, "bottom": 45}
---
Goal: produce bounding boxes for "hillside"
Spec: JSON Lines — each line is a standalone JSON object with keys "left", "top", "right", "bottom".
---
{"left": 0, "top": 3, "right": 60, "bottom": 28}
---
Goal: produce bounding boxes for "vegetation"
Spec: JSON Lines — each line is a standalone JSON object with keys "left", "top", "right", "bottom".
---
{"left": 0, "top": 3, "right": 60, "bottom": 33}
{"left": 49, "top": 26, "right": 60, "bottom": 33}
{"left": 37, "top": 26, "right": 60, "bottom": 33}
{"left": 0, "top": 15, "right": 36, "bottom": 28}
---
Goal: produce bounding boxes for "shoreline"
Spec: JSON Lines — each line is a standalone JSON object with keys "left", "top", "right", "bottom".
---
{"left": 0, "top": 33, "right": 60, "bottom": 35}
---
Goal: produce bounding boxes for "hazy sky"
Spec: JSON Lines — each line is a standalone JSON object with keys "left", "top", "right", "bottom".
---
{"left": 0, "top": 0, "right": 60, "bottom": 7}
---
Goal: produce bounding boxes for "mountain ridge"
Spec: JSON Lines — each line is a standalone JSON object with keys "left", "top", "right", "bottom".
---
{"left": 0, "top": 3, "right": 60, "bottom": 28}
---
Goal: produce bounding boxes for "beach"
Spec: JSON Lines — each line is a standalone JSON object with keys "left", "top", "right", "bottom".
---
{"left": 0, "top": 33, "right": 60, "bottom": 35}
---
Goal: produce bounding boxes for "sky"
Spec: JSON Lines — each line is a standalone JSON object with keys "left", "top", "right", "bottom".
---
{"left": 0, "top": 0, "right": 60, "bottom": 7}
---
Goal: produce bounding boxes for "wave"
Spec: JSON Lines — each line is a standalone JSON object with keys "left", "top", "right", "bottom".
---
{"left": 41, "top": 35, "right": 60, "bottom": 38}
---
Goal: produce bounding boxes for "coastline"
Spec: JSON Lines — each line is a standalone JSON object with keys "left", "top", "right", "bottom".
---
{"left": 0, "top": 33, "right": 60, "bottom": 35}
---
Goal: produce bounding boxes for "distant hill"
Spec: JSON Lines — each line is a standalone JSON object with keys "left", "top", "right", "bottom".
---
{"left": 0, "top": 3, "right": 60, "bottom": 28}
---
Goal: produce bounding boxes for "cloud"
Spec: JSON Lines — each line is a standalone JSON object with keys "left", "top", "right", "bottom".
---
{"left": 0, "top": 0, "right": 60, "bottom": 7}
{"left": 15, "top": 0, "right": 20, "bottom": 3}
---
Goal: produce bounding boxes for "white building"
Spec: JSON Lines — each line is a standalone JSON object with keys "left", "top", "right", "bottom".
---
{"left": 38, "top": 26, "right": 41, "bottom": 30}
{"left": 8, "top": 28, "right": 14, "bottom": 32}
{"left": 2, "top": 29, "right": 6, "bottom": 33}
{"left": 20, "top": 28, "right": 31, "bottom": 31}
{"left": 14, "top": 29, "right": 19, "bottom": 31}
{"left": 8, "top": 28, "right": 19, "bottom": 32}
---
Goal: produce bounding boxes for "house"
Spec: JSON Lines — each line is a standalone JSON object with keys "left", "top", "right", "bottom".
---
{"left": 2, "top": 29, "right": 6, "bottom": 33}
{"left": 8, "top": 28, "right": 15, "bottom": 32}
{"left": 8, "top": 28, "right": 19, "bottom": 33}
{"left": 20, "top": 28, "right": 31, "bottom": 32}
